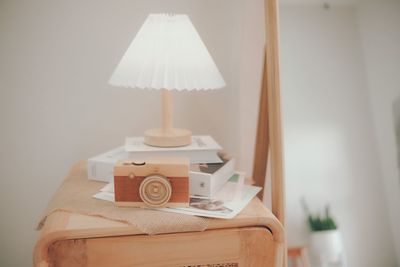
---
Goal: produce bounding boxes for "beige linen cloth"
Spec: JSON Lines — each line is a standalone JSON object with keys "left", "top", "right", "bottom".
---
{"left": 37, "top": 162, "right": 209, "bottom": 235}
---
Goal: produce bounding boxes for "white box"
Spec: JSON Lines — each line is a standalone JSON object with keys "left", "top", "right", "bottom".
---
{"left": 87, "top": 146, "right": 128, "bottom": 182}
{"left": 189, "top": 157, "right": 235, "bottom": 198}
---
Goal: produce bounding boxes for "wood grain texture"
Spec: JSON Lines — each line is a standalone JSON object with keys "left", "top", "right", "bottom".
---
{"left": 162, "top": 89, "right": 173, "bottom": 132}
{"left": 114, "top": 176, "right": 189, "bottom": 203}
{"left": 264, "top": 1, "right": 286, "bottom": 266}
{"left": 34, "top": 197, "right": 284, "bottom": 267}
{"left": 47, "top": 228, "right": 275, "bottom": 267}
{"left": 144, "top": 90, "right": 192, "bottom": 147}
{"left": 251, "top": 1, "right": 286, "bottom": 266}
{"left": 252, "top": 0, "right": 285, "bottom": 225}
{"left": 252, "top": 52, "right": 270, "bottom": 200}
{"left": 114, "top": 158, "right": 189, "bottom": 177}
{"left": 264, "top": 0, "right": 285, "bottom": 227}
{"left": 48, "top": 239, "right": 87, "bottom": 267}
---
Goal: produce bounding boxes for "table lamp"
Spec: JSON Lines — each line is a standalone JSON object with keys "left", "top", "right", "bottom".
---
{"left": 109, "top": 14, "right": 225, "bottom": 147}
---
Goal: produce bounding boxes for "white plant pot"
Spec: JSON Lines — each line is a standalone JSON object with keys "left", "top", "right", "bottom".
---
{"left": 310, "top": 229, "right": 344, "bottom": 264}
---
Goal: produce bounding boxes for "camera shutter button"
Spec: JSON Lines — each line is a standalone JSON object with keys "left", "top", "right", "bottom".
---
{"left": 128, "top": 172, "right": 135, "bottom": 179}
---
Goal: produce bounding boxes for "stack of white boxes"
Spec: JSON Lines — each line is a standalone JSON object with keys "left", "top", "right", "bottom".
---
{"left": 88, "top": 135, "right": 235, "bottom": 198}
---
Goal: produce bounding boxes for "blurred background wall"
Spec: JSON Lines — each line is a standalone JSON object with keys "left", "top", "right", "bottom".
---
{"left": 356, "top": 1, "right": 400, "bottom": 263}
{"left": 0, "top": 0, "right": 399, "bottom": 266}
{"left": 279, "top": 1, "right": 399, "bottom": 266}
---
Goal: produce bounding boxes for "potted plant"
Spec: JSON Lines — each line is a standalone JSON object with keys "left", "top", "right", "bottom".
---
{"left": 303, "top": 201, "right": 345, "bottom": 266}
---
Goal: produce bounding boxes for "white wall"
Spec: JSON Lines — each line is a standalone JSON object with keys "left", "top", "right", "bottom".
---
{"left": 279, "top": 4, "right": 397, "bottom": 266}
{"left": 0, "top": 1, "right": 244, "bottom": 266}
{"left": 356, "top": 0, "right": 400, "bottom": 264}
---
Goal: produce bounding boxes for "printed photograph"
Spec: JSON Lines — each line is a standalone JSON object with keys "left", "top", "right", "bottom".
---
{"left": 189, "top": 198, "right": 233, "bottom": 213}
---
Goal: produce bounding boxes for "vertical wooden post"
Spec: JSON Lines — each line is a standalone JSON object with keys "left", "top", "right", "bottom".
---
{"left": 265, "top": 1, "right": 286, "bottom": 266}
{"left": 264, "top": 0, "right": 285, "bottom": 228}
{"left": 253, "top": 56, "right": 270, "bottom": 199}
{"left": 252, "top": 0, "right": 286, "bottom": 265}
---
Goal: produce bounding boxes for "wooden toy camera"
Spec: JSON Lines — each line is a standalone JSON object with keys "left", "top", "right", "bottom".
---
{"left": 114, "top": 158, "right": 190, "bottom": 208}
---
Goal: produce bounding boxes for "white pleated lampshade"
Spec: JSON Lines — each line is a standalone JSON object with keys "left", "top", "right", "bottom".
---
{"left": 109, "top": 14, "right": 226, "bottom": 91}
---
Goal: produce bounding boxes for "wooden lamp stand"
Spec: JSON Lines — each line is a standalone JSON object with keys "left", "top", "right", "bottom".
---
{"left": 144, "top": 90, "right": 192, "bottom": 147}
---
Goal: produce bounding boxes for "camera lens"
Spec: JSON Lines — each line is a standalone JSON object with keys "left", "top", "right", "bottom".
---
{"left": 139, "top": 175, "right": 172, "bottom": 207}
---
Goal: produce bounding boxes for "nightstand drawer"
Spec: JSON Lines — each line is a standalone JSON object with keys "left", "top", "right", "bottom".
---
{"left": 47, "top": 227, "right": 275, "bottom": 267}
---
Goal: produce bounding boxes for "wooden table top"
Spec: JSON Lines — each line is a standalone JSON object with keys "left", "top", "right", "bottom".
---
{"left": 35, "top": 184, "right": 284, "bottom": 267}
{"left": 36, "top": 197, "right": 283, "bottom": 245}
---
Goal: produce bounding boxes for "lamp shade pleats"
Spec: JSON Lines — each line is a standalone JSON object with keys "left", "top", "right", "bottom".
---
{"left": 109, "top": 14, "right": 226, "bottom": 91}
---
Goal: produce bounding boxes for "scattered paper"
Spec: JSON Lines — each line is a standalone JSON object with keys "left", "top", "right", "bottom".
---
{"left": 93, "top": 172, "right": 260, "bottom": 219}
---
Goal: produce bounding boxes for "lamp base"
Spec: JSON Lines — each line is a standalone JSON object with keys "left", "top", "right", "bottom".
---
{"left": 144, "top": 128, "right": 192, "bottom": 147}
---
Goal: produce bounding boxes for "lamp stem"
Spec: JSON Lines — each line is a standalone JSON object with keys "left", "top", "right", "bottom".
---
{"left": 144, "top": 89, "right": 191, "bottom": 147}
{"left": 161, "top": 89, "right": 173, "bottom": 133}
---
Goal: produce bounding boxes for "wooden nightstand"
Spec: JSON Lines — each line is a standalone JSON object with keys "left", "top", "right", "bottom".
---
{"left": 34, "top": 199, "right": 284, "bottom": 267}
{"left": 34, "top": 163, "right": 284, "bottom": 267}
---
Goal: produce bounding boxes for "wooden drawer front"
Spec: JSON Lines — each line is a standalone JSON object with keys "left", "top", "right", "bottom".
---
{"left": 48, "top": 227, "right": 276, "bottom": 267}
